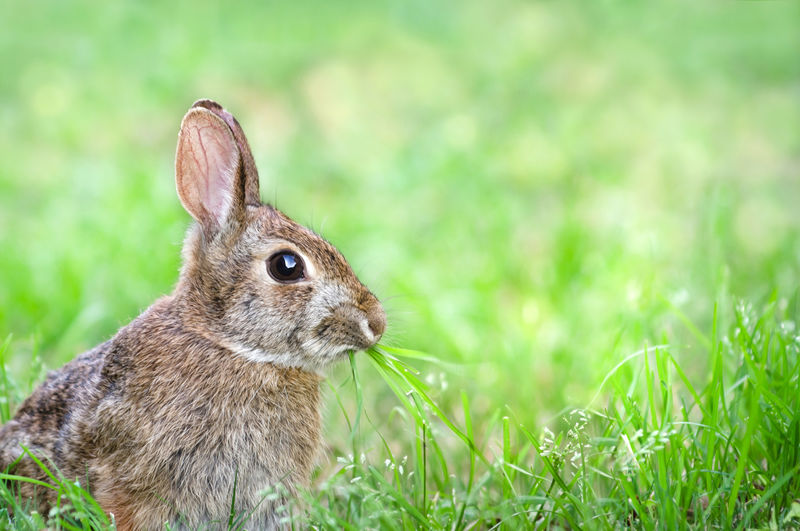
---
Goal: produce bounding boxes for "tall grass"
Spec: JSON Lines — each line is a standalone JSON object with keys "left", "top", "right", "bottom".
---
{"left": 1, "top": 297, "right": 797, "bottom": 529}
{"left": 297, "top": 297, "right": 800, "bottom": 529}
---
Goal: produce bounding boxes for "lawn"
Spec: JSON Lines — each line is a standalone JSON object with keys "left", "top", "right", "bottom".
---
{"left": 0, "top": 1, "right": 799, "bottom": 528}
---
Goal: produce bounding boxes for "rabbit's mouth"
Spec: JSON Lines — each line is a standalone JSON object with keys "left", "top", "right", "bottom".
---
{"left": 311, "top": 304, "right": 385, "bottom": 354}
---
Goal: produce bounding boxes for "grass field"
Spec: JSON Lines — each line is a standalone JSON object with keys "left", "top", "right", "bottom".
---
{"left": 1, "top": 1, "right": 799, "bottom": 528}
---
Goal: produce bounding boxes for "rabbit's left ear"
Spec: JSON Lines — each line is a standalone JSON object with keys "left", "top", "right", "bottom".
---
{"left": 191, "top": 99, "right": 260, "bottom": 207}
{"left": 175, "top": 100, "right": 260, "bottom": 233}
{"left": 175, "top": 107, "right": 239, "bottom": 233}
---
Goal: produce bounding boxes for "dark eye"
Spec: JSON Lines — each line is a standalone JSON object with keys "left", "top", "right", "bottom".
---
{"left": 267, "top": 251, "right": 305, "bottom": 283}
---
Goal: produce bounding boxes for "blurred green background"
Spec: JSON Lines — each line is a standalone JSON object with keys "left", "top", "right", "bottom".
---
{"left": 0, "top": 1, "right": 798, "bottom": 433}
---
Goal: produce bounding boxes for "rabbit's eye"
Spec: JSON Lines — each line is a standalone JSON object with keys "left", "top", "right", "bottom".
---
{"left": 267, "top": 251, "right": 305, "bottom": 283}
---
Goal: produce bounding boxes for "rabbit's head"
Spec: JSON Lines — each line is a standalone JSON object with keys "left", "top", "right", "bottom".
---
{"left": 173, "top": 99, "right": 385, "bottom": 372}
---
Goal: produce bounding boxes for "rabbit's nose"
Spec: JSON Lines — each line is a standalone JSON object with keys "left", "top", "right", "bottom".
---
{"left": 359, "top": 290, "right": 386, "bottom": 341}
{"left": 366, "top": 306, "right": 386, "bottom": 339}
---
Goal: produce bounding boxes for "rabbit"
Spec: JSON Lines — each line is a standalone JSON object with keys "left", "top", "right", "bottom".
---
{"left": 0, "top": 99, "right": 386, "bottom": 530}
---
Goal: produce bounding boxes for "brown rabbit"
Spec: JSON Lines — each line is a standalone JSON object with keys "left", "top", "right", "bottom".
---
{"left": 0, "top": 99, "right": 386, "bottom": 530}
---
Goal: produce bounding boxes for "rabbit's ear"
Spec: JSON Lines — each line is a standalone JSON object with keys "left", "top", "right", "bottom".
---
{"left": 175, "top": 106, "right": 247, "bottom": 232}
{"left": 191, "top": 99, "right": 261, "bottom": 207}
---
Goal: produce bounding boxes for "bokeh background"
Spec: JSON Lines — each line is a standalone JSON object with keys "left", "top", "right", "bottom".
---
{"left": 1, "top": 1, "right": 798, "bottom": 438}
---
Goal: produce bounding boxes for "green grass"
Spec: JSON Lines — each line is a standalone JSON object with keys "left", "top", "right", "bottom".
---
{"left": 2, "top": 301, "right": 799, "bottom": 528}
{"left": 1, "top": 0, "right": 799, "bottom": 528}
{"left": 301, "top": 300, "right": 800, "bottom": 529}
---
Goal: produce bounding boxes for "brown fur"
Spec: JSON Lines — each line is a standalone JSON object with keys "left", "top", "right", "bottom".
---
{"left": 0, "top": 100, "right": 385, "bottom": 529}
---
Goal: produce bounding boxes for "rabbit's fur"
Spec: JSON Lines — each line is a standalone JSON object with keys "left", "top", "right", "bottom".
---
{"left": 0, "top": 99, "right": 386, "bottom": 530}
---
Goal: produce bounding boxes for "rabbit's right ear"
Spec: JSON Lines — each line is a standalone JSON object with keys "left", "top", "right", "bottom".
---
{"left": 175, "top": 107, "right": 243, "bottom": 233}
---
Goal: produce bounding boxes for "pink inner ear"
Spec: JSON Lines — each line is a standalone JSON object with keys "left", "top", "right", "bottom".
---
{"left": 176, "top": 109, "right": 240, "bottom": 228}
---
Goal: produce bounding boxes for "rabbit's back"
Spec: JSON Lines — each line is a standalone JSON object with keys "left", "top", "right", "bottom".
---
{"left": 0, "top": 341, "right": 108, "bottom": 489}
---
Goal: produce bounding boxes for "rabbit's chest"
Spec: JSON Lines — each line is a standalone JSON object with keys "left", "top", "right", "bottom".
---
{"left": 91, "top": 367, "right": 322, "bottom": 510}
{"left": 160, "top": 390, "right": 321, "bottom": 517}
{"left": 89, "top": 346, "right": 323, "bottom": 525}
{"left": 93, "top": 399, "right": 319, "bottom": 530}
{"left": 157, "top": 383, "right": 320, "bottom": 479}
